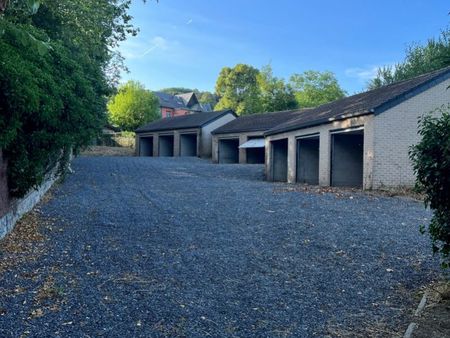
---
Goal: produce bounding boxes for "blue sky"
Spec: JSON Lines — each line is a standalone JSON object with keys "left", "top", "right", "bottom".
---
{"left": 119, "top": 0, "right": 449, "bottom": 95}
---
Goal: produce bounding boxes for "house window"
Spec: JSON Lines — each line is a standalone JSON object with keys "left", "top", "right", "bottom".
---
{"left": 166, "top": 111, "right": 172, "bottom": 118}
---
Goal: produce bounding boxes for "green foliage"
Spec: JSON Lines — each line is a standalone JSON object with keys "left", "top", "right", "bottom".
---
{"left": 108, "top": 80, "right": 160, "bottom": 131}
{"left": 258, "top": 65, "right": 297, "bottom": 112}
{"left": 120, "top": 131, "right": 136, "bottom": 138}
{"left": 289, "top": 70, "right": 346, "bottom": 108}
{"left": 197, "top": 91, "right": 218, "bottom": 109}
{"left": 214, "top": 65, "right": 345, "bottom": 115}
{"left": 0, "top": 0, "right": 138, "bottom": 197}
{"left": 159, "top": 87, "right": 196, "bottom": 95}
{"left": 215, "top": 64, "right": 262, "bottom": 115}
{"left": 368, "top": 28, "right": 450, "bottom": 89}
{"left": 409, "top": 107, "right": 450, "bottom": 268}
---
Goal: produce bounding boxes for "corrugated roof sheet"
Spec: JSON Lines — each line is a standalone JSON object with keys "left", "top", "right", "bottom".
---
{"left": 212, "top": 109, "right": 311, "bottom": 135}
{"left": 239, "top": 138, "right": 265, "bottom": 148}
{"left": 135, "top": 110, "right": 236, "bottom": 133}
{"left": 265, "top": 66, "right": 450, "bottom": 136}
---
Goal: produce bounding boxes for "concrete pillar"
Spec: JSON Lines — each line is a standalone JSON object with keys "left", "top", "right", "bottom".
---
{"left": 173, "top": 131, "right": 180, "bottom": 157}
{"left": 363, "top": 117, "right": 374, "bottom": 190}
{"left": 238, "top": 135, "right": 248, "bottom": 164}
{"left": 319, "top": 130, "right": 331, "bottom": 186}
{"left": 212, "top": 136, "right": 218, "bottom": 163}
{"left": 135, "top": 134, "right": 140, "bottom": 156}
{"left": 287, "top": 136, "right": 296, "bottom": 183}
{"left": 265, "top": 138, "right": 272, "bottom": 180}
{"left": 197, "top": 131, "right": 201, "bottom": 157}
{"left": 153, "top": 134, "right": 159, "bottom": 156}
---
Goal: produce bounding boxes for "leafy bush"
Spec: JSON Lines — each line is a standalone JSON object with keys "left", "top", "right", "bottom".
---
{"left": 0, "top": 20, "right": 106, "bottom": 197}
{"left": 410, "top": 106, "right": 450, "bottom": 268}
{"left": 108, "top": 80, "right": 160, "bottom": 131}
{"left": 0, "top": 1, "right": 137, "bottom": 197}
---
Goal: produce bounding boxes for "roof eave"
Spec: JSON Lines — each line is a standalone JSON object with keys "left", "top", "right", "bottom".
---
{"left": 199, "top": 110, "right": 236, "bottom": 128}
{"left": 372, "top": 69, "right": 450, "bottom": 115}
{"left": 264, "top": 111, "right": 374, "bottom": 137}
{"left": 212, "top": 127, "right": 268, "bottom": 135}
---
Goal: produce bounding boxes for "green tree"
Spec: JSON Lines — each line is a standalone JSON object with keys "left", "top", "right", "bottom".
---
{"left": 289, "top": 70, "right": 346, "bottom": 108}
{"left": 368, "top": 29, "right": 450, "bottom": 89}
{"left": 0, "top": 0, "right": 140, "bottom": 197}
{"left": 198, "top": 91, "right": 218, "bottom": 109}
{"left": 108, "top": 81, "right": 160, "bottom": 131}
{"left": 410, "top": 106, "right": 450, "bottom": 268}
{"left": 159, "top": 87, "right": 196, "bottom": 95}
{"left": 258, "top": 65, "right": 297, "bottom": 112}
{"left": 215, "top": 64, "right": 262, "bottom": 115}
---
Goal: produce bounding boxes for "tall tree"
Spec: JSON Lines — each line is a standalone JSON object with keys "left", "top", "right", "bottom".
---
{"left": 368, "top": 29, "right": 450, "bottom": 89}
{"left": 215, "top": 64, "right": 262, "bottom": 115}
{"left": 289, "top": 70, "right": 346, "bottom": 108}
{"left": 258, "top": 65, "right": 297, "bottom": 112}
{"left": 108, "top": 81, "right": 160, "bottom": 131}
{"left": 0, "top": 0, "right": 140, "bottom": 196}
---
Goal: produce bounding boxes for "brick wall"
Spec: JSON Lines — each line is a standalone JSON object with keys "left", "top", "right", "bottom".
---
{"left": 372, "top": 78, "right": 450, "bottom": 188}
{"left": 161, "top": 108, "right": 174, "bottom": 118}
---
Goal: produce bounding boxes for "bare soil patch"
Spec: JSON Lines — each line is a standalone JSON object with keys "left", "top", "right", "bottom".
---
{"left": 412, "top": 281, "right": 450, "bottom": 338}
{"left": 80, "top": 146, "right": 134, "bottom": 157}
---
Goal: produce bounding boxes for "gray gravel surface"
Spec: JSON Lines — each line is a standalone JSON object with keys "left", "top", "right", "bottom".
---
{"left": 0, "top": 157, "right": 439, "bottom": 337}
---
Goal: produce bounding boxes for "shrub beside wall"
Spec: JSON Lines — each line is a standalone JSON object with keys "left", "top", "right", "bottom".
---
{"left": 96, "top": 132, "right": 135, "bottom": 148}
{"left": 410, "top": 106, "right": 450, "bottom": 268}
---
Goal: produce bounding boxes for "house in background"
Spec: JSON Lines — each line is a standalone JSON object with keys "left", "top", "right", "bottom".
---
{"left": 135, "top": 110, "right": 236, "bottom": 158}
{"left": 264, "top": 67, "right": 450, "bottom": 189}
{"left": 154, "top": 91, "right": 212, "bottom": 118}
{"left": 211, "top": 109, "right": 310, "bottom": 164}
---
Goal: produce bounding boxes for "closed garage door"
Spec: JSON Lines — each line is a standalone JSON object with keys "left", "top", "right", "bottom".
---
{"left": 180, "top": 134, "right": 197, "bottom": 156}
{"left": 331, "top": 130, "right": 364, "bottom": 187}
{"left": 218, "top": 139, "right": 239, "bottom": 163}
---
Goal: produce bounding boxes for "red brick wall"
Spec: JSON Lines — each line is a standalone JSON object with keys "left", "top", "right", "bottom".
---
{"left": 161, "top": 107, "right": 192, "bottom": 118}
{"left": 174, "top": 109, "right": 190, "bottom": 116}
{"left": 161, "top": 108, "right": 175, "bottom": 118}
{"left": 0, "top": 149, "right": 10, "bottom": 218}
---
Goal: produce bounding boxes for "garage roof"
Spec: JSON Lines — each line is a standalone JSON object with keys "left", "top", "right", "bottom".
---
{"left": 265, "top": 66, "right": 450, "bottom": 136}
{"left": 212, "top": 109, "right": 311, "bottom": 135}
{"left": 136, "top": 110, "right": 236, "bottom": 133}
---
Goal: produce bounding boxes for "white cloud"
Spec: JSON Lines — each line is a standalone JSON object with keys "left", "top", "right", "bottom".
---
{"left": 345, "top": 66, "right": 379, "bottom": 81}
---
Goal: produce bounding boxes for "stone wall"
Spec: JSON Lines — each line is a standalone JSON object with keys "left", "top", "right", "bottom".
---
{"left": 0, "top": 149, "right": 9, "bottom": 218}
{"left": 0, "top": 152, "right": 58, "bottom": 239}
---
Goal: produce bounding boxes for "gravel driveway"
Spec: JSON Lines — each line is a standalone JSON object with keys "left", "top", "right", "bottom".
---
{"left": 0, "top": 157, "right": 439, "bottom": 337}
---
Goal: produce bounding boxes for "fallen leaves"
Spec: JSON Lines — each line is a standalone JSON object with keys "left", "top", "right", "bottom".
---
{"left": 30, "top": 308, "right": 44, "bottom": 319}
{"left": 0, "top": 212, "right": 50, "bottom": 275}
